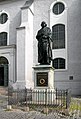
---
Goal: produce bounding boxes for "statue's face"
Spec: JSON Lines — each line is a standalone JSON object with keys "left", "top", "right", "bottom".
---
{"left": 41, "top": 22, "right": 47, "bottom": 28}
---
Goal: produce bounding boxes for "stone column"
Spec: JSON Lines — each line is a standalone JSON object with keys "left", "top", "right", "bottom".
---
{"left": 16, "top": 4, "right": 34, "bottom": 89}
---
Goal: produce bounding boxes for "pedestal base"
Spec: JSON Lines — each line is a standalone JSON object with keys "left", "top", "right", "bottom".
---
{"left": 32, "top": 88, "right": 56, "bottom": 104}
{"left": 33, "top": 65, "right": 55, "bottom": 89}
{"left": 32, "top": 65, "right": 55, "bottom": 103}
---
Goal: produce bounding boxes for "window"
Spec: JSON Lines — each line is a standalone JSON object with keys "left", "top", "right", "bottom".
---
{"left": 69, "top": 76, "right": 73, "bottom": 80}
{"left": 0, "top": 13, "right": 8, "bottom": 24}
{"left": 53, "top": 2, "right": 65, "bottom": 15}
{"left": 0, "top": 32, "right": 7, "bottom": 46}
{"left": 53, "top": 58, "right": 65, "bottom": 69}
{"left": 0, "top": 56, "right": 8, "bottom": 64}
{"left": 52, "top": 24, "right": 65, "bottom": 49}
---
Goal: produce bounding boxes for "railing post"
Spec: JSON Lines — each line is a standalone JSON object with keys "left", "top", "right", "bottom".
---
{"left": 68, "top": 89, "right": 71, "bottom": 108}
{"left": 31, "top": 88, "right": 32, "bottom": 104}
{"left": 45, "top": 89, "right": 47, "bottom": 108}
{"left": 56, "top": 88, "right": 57, "bottom": 105}
{"left": 26, "top": 88, "right": 28, "bottom": 107}
{"left": 17, "top": 88, "right": 19, "bottom": 105}
{"left": 43, "top": 89, "right": 49, "bottom": 114}
{"left": 25, "top": 88, "right": 29, "bottom": 111}
{"left": 38, "top": 90, "right": 39, "bottom": 104}
{"left": 61, "top": 90, "right": 62, "bottom": 109}
{"left": 8, "top": 86, "right": 9, "bottom": 105}
{"left": 66, "top": 89, "right": 68, "bottom": 109}
{"left": 51, "top": 90, "right": 52, "bottom": 105}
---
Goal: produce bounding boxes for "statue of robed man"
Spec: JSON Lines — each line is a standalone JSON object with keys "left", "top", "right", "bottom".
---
{"left": 36, "top": 21, "right": 53, "bottom": 65}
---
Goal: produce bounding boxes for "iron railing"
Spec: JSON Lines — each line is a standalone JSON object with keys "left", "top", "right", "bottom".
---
{"left": 8, "top": 88, "right": 71, "bottom": 110}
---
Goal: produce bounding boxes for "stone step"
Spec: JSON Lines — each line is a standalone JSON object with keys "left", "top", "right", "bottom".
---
{"left": 0, "top": 86, "right": 8, "bottom": 95}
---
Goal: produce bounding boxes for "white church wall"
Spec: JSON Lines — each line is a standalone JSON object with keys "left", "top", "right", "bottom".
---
{"left": 25, "top": 6, "right": 34, "bottom": 88}
{"left": 33, "top": 0, "right": 81, "bottom": 95}
{"left": 17, "top": 27, "right": 25, "bottom": 83}
{"left": 16, "top": 2, "right": 34, "bottom": 89}
{"left": 0, "top": 0, "right": 81, "bottom": 95}
{"left": 0, "top": 0, "right": 27, "bottom": 45}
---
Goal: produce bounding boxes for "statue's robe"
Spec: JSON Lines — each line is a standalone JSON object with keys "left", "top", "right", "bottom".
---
{"left": 36, "top": 26, "right": 52, "bottom": 65}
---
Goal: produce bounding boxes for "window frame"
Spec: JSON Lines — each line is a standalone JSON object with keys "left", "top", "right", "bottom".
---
{"left": 0, "top": 32, "right": 7, "bottom": 46}
{"left": 52, "top": 2, "right": 65, "bottom": 15}
{"left": 0, "top": 13, "right": 8, "bottom": 24}
{"left": 52, "top": 24, "right": 65, "bottom": 49}
{"left": 52, "top": 58, "right": 65, "bottom": 69}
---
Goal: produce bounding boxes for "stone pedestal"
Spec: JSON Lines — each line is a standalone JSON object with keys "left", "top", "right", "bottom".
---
{"left": 32, "top": 88, "right": 55, "bottom": 104}
{"left": 33, "top": 65, "right": 55, "bottom": 89}
{"left": 32, "top": 65, "right": 55, "bottom": 103}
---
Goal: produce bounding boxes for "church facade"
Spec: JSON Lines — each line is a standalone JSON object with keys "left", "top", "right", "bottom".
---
{"left": 0, "top": 0, "right": 81, "bottom": 96}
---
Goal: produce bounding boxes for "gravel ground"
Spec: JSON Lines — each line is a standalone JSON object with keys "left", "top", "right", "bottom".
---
{"left": 0, "top": 110, "right": 70, "bottom": 119}
{"left": 0, "top": 95, "right": 67, "bottom": 119}
{"left": 0, "top": 95, "right": 81, "bottom": 119}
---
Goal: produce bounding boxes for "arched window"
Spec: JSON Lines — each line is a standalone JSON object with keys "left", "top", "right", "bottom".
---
{"left": 52, "top": 24, "right": 65, "bottom": 49}
{"left": 0, "top": 32, "right": 7, "bottom": 46}
{"left": 53, "top": 58, "right": 65, "bottom": 69}
{"left": 0, "top": 13, "right": 8, "bottom": 24}
{"left": 52, "top": 2, "right": 65, "bottom": 15}
{"left": 0, "top": 56, "right": 8, "bottom": 64}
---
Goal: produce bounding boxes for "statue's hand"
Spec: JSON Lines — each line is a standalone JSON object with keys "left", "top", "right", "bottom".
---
{"left": 42, "top": 35, "right": 47, "bottom": 38}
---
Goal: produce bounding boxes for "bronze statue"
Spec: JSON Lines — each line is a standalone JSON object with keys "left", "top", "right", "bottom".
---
{"left": 36, "top": 21, "right": 52, "bottom": 65}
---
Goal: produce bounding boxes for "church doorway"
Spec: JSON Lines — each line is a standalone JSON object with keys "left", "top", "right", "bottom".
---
{"left": 0, "top": 57, "right": 9, "bottom": 87}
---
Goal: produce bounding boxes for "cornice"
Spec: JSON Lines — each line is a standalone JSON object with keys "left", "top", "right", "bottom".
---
{"left": 0, "top": 45, "right": 16, "bottom": 49}
{"left": 21, "top": 0, "right": 34, "bottom": 9}
{"left": 0, "top": 0, "right": 26, "bottom": 5}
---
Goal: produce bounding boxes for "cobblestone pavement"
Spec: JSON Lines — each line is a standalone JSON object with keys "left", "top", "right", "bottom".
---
{"left": 0, "top": 95, "right": 8, "bottom": 110}
{"left": 0, "top": 95, "right": 81, "bottom": 119}
{"left": 0, "top": 110, "right": 81, "bottom": 119}
{"left": 0, "top": 95, "right": 68, "bottom": 119}
{"left": 0, "top": 110, "right": 70, "bottom": 119}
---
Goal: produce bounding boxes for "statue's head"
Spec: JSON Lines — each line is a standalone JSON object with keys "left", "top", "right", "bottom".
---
{"left": 41, "top": 21, "right": 47, "bottom": 28}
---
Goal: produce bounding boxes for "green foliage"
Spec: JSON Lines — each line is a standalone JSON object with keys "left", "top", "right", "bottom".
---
{"left": 69, "top": 98, "right": 81, "bottom": 112}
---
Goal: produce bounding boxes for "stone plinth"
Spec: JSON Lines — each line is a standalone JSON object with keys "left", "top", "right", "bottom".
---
{"left": 33, "top": 65, "right": 55, "bottom": 89}
{"left": 32, "top": 88, "right": 55, "bottom": 103}
{"left": 32, "top": 65, "right": 55, "bottom": 103}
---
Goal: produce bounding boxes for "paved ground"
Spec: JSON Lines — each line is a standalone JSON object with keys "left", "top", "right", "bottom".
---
{"left": 0, "top": 95, "right": 8, "bottom": 110}
{"left": 0, "top": 110, "right": 67, "bottom": 119}
{"left": 0, "top": 94, "right": 68, "bottom": 119}
{"left": 0, "top": 94, "right": 81, "bottom": 119}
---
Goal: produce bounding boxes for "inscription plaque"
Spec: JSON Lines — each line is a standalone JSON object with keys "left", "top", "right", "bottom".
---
{"left": 36, "top": 72, "right": 48, "bottom": 86}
